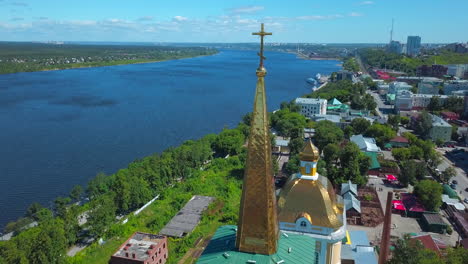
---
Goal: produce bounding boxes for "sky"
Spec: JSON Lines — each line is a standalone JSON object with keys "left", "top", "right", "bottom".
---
{"left": 0, "top": 0, "right": 467, "bottom": 43}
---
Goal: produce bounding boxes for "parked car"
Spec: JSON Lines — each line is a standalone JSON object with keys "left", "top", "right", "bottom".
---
{"left": 464, "top": 198, "right": 468, "bottom": 204}
{"left": 452, "top": 180, "right": 458, "bottom": 184}
{"left": 450, "top": 184, "right": 457, "bottom": 190}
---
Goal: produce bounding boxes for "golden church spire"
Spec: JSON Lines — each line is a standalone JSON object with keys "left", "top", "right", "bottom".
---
{"left": 236, "top": 23, "right": 279, "bottom": 255}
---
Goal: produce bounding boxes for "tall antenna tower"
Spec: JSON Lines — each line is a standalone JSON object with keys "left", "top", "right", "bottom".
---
{"left": 390, "top": 18, "right": 394, "bottom": 43}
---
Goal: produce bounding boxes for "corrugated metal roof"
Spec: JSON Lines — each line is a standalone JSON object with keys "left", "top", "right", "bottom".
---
{"left": 197, "top": 225, "right": 317, "bottom": 264}
{"left": 341, "top": 180, "right": 358, "bottom": 196}
{"left": 344, "top": 193, "right": 361, "bottom": 213}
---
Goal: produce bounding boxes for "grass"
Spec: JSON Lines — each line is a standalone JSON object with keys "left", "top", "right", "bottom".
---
{"left": 68, "top": 157, "right": 243, "bottom": 264}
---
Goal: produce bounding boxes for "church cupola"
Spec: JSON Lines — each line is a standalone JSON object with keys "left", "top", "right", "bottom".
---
{"left": 299, "top": 140, "right": 320, "bottom": 180}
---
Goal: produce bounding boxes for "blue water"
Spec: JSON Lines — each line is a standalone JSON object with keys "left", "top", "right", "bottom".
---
{"left": 0, "top": 50, "right": 341, "bottom": 228}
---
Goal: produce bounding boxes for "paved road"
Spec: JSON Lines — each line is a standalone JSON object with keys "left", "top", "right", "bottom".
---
{"left": 436, "top": 148, "right": 468, "bottom": 200}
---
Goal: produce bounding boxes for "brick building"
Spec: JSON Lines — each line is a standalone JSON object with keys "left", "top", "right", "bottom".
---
{"left": 110, "top": 232, "right": 168, "bottom": 264}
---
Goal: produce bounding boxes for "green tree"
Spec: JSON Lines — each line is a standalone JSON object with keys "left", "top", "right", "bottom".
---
{"left": 54, "top": 197, "right": 71, "bottom": 218}
{"left": 285, "top": 154, "right": 300, "bottom": 175}
{"left": 87, "top": 194, "right": 117, "bottom": 238}
{"left": 313, "top": 120, "right": 344, "bottom": 150}
{"left": 29, "top": 219, "right": 68, "bottom": 264}
{"left": 441, "top": 167, "right": 456, "bottom": 183}
{"left": 414, "top": 112, "right": 433, "bottom": 139}
{"left": 70, "top": 185, "right": 83, "bottom": 202}
{"left": 414, "top": 180, "right": 443, "bottom": 211}
{"left": 427, "top": 96, "right": 442, "bottom": 112}
{"left": 387, "top": 114, "right": 401, "bottom": 131}
{"left": 288, "top": 138, "right": 305, "bottom": 155}
{"left": 392, "top": 148, "right": 411, "bottom": 161}
{"left": 387, "top": 234, "right": 441, "bottom": 264}
{"left": 26, "top": 203, "right": 44, "bottom": 220}
{"left": 350, "top": 118, "right": 371, "bottom": 135}
{"left": 87, "top": 172, "right": 112, "bottom": 199}
{"left": 364, "top": 123, "right": 396, "bottom": 147}
{"left": 339, "top": 142, "right": 369, "bottom": 185}
{"left": 323, "top": 143, "right": 340, "bottom": 165}
{"left": 213, "top": 129, "right": 245, "bottom": 156}
{"left": 400, "top": 116, "right": 410, "bottom": 126}
{"left": 399, "top": 160, "right": 418, "bottom": 187}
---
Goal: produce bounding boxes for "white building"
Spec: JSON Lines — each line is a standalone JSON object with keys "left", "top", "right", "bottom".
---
{"left": 295, "top": 97, "right": 327, "bottom": 117}
{"left": 350, "top": 134, "right": 381, "bottom": 152}
{"left": 389, "top": 82, "right": 412, "bottom": 94}
{"left": 406, "top": 36, "right": 421, "bottom": 56}
{"left": 430, "top": 115, "right": 452, "bottom": 143}
{"left": 444, "top": 80, "right": 468, "bottom": 95}
{"left": 395, "top": 90, "right": 414, "bottom": 111}
{"left": 447, "top": 64, "right": 468, "bottom": 78}
{"left": 418, "top": 78, "right": 443, "bottom": 95}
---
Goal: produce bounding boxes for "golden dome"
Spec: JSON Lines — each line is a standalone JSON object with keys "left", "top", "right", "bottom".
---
{"left": 277, "top": 174, "right": 344, "bottom": 229}
{"left": 299, "top": 140, "right": 320, "bottom": 162}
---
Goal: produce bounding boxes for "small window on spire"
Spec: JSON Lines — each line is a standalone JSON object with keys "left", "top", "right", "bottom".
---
{"left": 305, "top": 163, "right": 311, "bottom": 174}
{"left": 300, "top": 221, "right": 307, "bottom": 227}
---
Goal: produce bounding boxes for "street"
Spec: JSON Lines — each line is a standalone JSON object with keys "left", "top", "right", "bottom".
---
{"left": 436, "top": 148, "right": 468, "bottom": 200}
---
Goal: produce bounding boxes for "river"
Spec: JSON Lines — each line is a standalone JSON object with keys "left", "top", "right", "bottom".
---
{"left": 0, "top": 49, "right": 341, "bottom": 228}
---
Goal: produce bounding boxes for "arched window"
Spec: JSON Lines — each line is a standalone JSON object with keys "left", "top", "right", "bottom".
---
{"left": 300, "top": 221, "right": 307, "bottom": 227}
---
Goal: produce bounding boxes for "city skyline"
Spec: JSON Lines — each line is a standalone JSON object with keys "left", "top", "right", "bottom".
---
{"left": 1, "top": 0, "right": 467, "bottom": 43}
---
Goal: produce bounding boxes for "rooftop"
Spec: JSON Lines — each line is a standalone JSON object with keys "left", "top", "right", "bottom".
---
{"left": 350, "top": 134, "right": 381, "bottom": 152}
{"left": 341, "top": 180, "right": 358, "bottom": 196}
{"left": 341, "top": 231, "right": 377, "bottom": 264}
{"left": 431, "top": 115, "right": 451, "bottom": 128}
{"left": 295, "top": 97, "right": 326, "bottom": 104}
{"left": 422, "top": 213, "right": 447, "bottom": 226}
{"left": 410, "top": 235, "right": 444, "bottom": 256}
{"left": 364, "top": 151, "right": 381, "bottom": 170}
{"left": 344, "top": 192, "right": 361, "bottom": 213}
{"left": 401, "top": 193, "right": 426, "bottom": 213}
{"left": 159, "top": 195, "right": 214, "bottom": 238}
{"left": 113, "top": 232, "right": 165, "bottom": 261}
{"left": 196, "top": 225, "right": 318, "bottom": 264}
{"left": 389, "top": 136, "right": 409, "bottom": 143}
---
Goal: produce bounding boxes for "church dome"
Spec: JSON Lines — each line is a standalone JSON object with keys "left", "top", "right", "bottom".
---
{"left": 277, "top": 174, "right": 344, "bottom": 230}
{"left": 299, "top": 140, "right": 320, "bottom": 162}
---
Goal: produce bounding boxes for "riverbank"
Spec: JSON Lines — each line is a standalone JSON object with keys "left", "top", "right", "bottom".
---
{"left": 0, "top": 52, "right": 219, "bottom": 75}
{"left": 291, "top": 51, "right": 340, "bottom": 61}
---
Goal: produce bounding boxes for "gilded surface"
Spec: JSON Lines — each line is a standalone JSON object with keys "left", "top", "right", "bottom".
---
{"left": 299, "top": 140, "right": 320, "bottom": 162}
{"left": 236, "top": 23, "right": 279, "bottom": 255}
{"left": 277, "top": 175, "right": 344, "bottom": 229}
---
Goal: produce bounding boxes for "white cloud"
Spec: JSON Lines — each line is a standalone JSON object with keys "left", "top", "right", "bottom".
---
{"left": 228, "top": 6, "right": 264, "bottom": 14}
{"left": 173, "top": 16, "right": 188, "bottom": 22}
{"left": 358, "top": 1, "right": 374, "bottom": 5}
{"left": 10, "top": 17, "right": 24, "bottom": 21}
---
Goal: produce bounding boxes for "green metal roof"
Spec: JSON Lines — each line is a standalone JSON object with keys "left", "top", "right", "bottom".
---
{"left": 329, "top": 98, "right": 342, "bottom": 105}
{"left": 364, "top": 152, "right": 381, "bottom": 170}
{"left": 196, "top": 225, "right": 317, "bottom": 264}
{"left": 442, "top": 184, "right": 458, "bottom": 199}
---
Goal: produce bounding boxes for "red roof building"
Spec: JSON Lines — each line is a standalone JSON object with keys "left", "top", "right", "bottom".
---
{"left": 389, "top": 136, "right": 410, "bottom": 148}
{"left": 110, "top": 232, "right": 168, "bottom": 264}
{"left": 410, "top": 235, "right": 446, "bottom": 256}
{"left": 401, "top": 193, "right": 426, "bottom": 217}
{"left": 441, "top": 111, "right": 460, "bottom": 121}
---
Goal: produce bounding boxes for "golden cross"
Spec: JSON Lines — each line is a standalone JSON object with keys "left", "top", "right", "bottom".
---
{"left": 252, "top": 23, "right": 272, "bottom": 69}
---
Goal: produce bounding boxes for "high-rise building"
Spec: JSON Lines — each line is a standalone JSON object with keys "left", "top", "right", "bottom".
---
{"left": 406, "top": 36, "right": 421, "bottom": 56}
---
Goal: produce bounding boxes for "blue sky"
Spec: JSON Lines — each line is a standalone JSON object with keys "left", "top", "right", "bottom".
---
{"left": 0, "top": 0, "right": 467, "bottom": 43}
